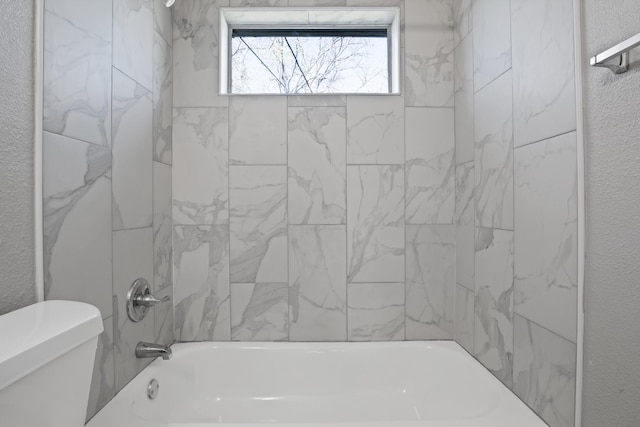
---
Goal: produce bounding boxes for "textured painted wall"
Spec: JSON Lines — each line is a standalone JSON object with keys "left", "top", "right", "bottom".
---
{"left": 452, "top": 1, "right": 579, "bottom": 426}
{"left": 172, "top": 0, "right": 457, "bottom": 343}
{"left": 582, "top": 1, "right": 640, "bottom": 425}
{"left": 41, "top": 0, "right": 173, "bottom": 420}
{"left": 0, "top": 1, "right": 37, "bottom": 315}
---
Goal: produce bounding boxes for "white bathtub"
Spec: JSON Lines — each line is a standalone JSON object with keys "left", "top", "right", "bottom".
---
{"left": 87, "top": 341, "right": 545, "bottom": 427}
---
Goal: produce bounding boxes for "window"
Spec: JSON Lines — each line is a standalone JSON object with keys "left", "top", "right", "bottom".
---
{"left": 220, "top": 8, "right": 401, "bottom": 95}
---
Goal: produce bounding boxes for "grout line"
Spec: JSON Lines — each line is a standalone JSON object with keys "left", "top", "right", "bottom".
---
{"left": 513, "top": 129, "right": 578, "bottom": 151}
{"left": 473, "top": 66, "right": 512, "bottom": 96}
{"left": 513, "top": 312, "right": 578, "bottom": 346}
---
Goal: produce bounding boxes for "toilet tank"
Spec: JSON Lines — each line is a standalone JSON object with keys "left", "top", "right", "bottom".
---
{"left": 0, "top": 300, "right": 103, "bottom": 427}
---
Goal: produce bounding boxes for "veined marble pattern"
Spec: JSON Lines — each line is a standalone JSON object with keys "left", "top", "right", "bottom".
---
{"left": 154, "top": 286, "right": 174, "bottom": 346}
{"left": 346, "top": 96, "right": 404, "bottom": 165}
{"left": 455, "top": 162, "right": 474, "bottom": 290}
{"left": 112, "top": 228, "right": 155, "bottom": 391}
{"left": 86, "top": 317, "right": 114, "bottom": 422}
{"left": 231, "top": 0, "right": 286, "bottom": 5}
{"left": 43, "top": 0, "right": 112, "bottom": 147}
{"left": 513, "top": 315, "right": 576, "bottom": 427}
{"left": 230, "top": 166, "right": 288, "bottom": 283}
{"left": 230, "top": 97, "right": 287, "bottom": 165}
{"left": 174, "top": 225, "right": 231, "bottom": 341}
{"left": 348, "top": 283, "right": 405, "bottom": 341}
{"left": 112, "top": 69, "right": 153, "bottom": 231}
{"left": 454, "top": 284, "right": 474, "bottom": 354}
{"left": 405, "top": 107, "right": 455, "bottom": 224}
{"left": 153, "top": 30, "right": 173, "bottom": 164}
{"left": 43, "top": 132, "right": 112, "bottom": 318}
{"left": 288, "top": 0, "right": 346, "bottom": 6}
{"left": 406, "top": 225, "right": 455, "bottom": 340}
{"left": 472, "top": 0, "right": 511, "bottom": 92}
{"left": 173, "top": 108, "right": 228, "bottom": 225}
{"left": 153, "top": 162, "right": 172, "bottom": 291}
{"left": 288, "top": 107, "right": 346, "bottom": 225}
{"left": 474, "top": 70, "right": 513, "bottom": 230}
{"left": 405, "top": 0, "right": 454, "bottom": 107}
{"left": 453, "top": 0, "right": 472, "bottom": 46}
{"left": 514, "top": 132, "right": 577, "bottom": 342}
{"left": 113, "top": 0, "right": 154, "bottom": 91}
{"left": 511, "top": 0, "right": 576, "bottom": 148}
{"left": 454, "top": 34, "right": 474, "bottom": 165}
{"left": 289, "top": 226, "right": 347, "bottom": 341}
{"left": 288, "top": 95, "right": 346, "bottom": 107}
{"left": 474, "top": 228, "right": 514, "bottom": 387}
{"left": 173, "top": 0, "right": 228, "bottom": 107}
{"left": 231, "top": 283, "right": 289, "bottom": 341}
{"left": 154, "top": 0, "right": 173, "bottom": 45}
{"left": 347, "top": 165, "right": 404, "bottom": 283}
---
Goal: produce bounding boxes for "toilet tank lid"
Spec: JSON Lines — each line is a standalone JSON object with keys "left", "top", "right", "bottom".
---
{"left": 0, "top": 300, "right": 103, "bottom": 391}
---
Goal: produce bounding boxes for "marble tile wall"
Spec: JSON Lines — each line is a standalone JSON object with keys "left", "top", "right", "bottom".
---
{"left": 172, "top": 0, "right": 456, "bottom": 343}
{"left": 452, "top": 0, "right": 578, "bottom": 426}
{"left": 42, "top": 0, "right": 173, "bottom": 420}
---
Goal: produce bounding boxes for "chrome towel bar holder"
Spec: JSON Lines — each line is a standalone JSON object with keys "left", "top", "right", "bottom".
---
{"left": 591, "top": 33, "right": 640, "bottom": 74}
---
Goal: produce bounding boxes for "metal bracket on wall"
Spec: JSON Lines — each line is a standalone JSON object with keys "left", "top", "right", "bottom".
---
{"left": 591, "top": 33, "right": 640, "bottom": 74}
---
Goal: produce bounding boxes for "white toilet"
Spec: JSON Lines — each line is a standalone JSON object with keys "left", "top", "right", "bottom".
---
{"left": 0, "top": 300, "right": 103, "bottom": 427}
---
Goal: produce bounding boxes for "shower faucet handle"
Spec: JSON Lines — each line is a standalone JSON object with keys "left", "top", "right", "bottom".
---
{"left": 126, "top": 278, "right": 171, "bottom": 322}
{"left": 135, "top": 293, "right": 170, "bottom": 307}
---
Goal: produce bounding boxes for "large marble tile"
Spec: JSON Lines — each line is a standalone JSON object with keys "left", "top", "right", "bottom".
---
{"left": 346, "top": 96, "right": 404, "bottom": 164}
{"left": 43, "top": 132, "right": 112, "bottom": 318}
{"left": 172, "top": 108, "right": 228, "bottom": 225}
{"left": 112, "top": 69, "right": 153, "bottom": 230}
{"left": 230, "top": 166, "right": 288, "bottom": 283}
{"left": 472, "top": 0, "right": 511, "bottom": 92}
{"left": 405, "top": 107, "right": 455, "bottom": 224}
{"left": 173, "top": 0, "right": 228, "bottom": 107}
{"left": 288, "top": 95, "right": 346, "bottom": 107}
{"left": 154, "top": 0, "right": 173, "bottom": 45}
{"left": 511, "top": 0, "right": 576, "bottom": 147}
{"left": 43, "top": 0, "right": 112, "bottom": 147}
{"left": 454, "top": 34, "right": 474, "bottom": 165}
{"left": 455, "top": 162, "right": 474, "bottom": 290}
{"left": 453, "top": 0, "right": 472, "bottom": 46}
{"left": 112, "top": 227, "right": 155, "bottom": 391}
{"left": 513, "top": 315, "right": 576, "bottom": 427}
{"left": 86, "top": 317, "right": 114, "bottom": 422}
{"left": 113, "top": 0, "right": 154, "bottom": 91}
{"left": 405, "top": 225, "right": 455, "bottom": 340}
{"left": 405, "top": 0, "right": 454, "bottom": 107}
{"left": 514, "top": 132, "right": 577, "bottom": 342}
{"left": 454, "top": 284, "right": 474, "bottom": 354}
{"left": 288, "top": 107, "right": 346, "bottom": 225}
{"left": 153, "top": 162, "right": 172, "bottom": 291}
{"left": 230, "top": 96, "right": 287, "bottom": 165}
{"left": 153, "top": 30, "right": 173, "bottom": 164}
{"left": 347, "top": 165, "right": 404, "bottom": 283}
{"left": 231, "top": 283, "right": 289, "bottom": 341}
{"left": 230, "top": 0, "right": 286, "bottom": 5}
{"left": 474, "top": 227, "right": 514, "bottom": 387}
{"left": 289, "top": 226, "right": 347, "bottom": 341}
{"left": 288, "top": 0, "right": 345, "bottom": 4}
{"left": 347, "top": 283, "right": 405, "bottom": 341}
{"left": 154, "top": 286, "right": 174, "bottom": 346}
{"left": 174, "top": 225, "right": 231, "bottom": 341}
{"left": 474, "top": 70, "right": 513, "bottom": 230}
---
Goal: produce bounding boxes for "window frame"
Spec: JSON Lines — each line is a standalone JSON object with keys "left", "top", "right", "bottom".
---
{"left": 219, "top": 7, "right": 401, "bottom": 96}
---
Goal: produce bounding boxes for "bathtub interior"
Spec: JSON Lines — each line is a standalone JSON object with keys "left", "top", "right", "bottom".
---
{"left": 87, "top": 342, "right": 545, "bottom": 426}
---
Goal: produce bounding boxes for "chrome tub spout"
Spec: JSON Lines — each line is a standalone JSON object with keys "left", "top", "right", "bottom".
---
{"left": 135, "top": 342, "right": 172, "bottom": 360}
